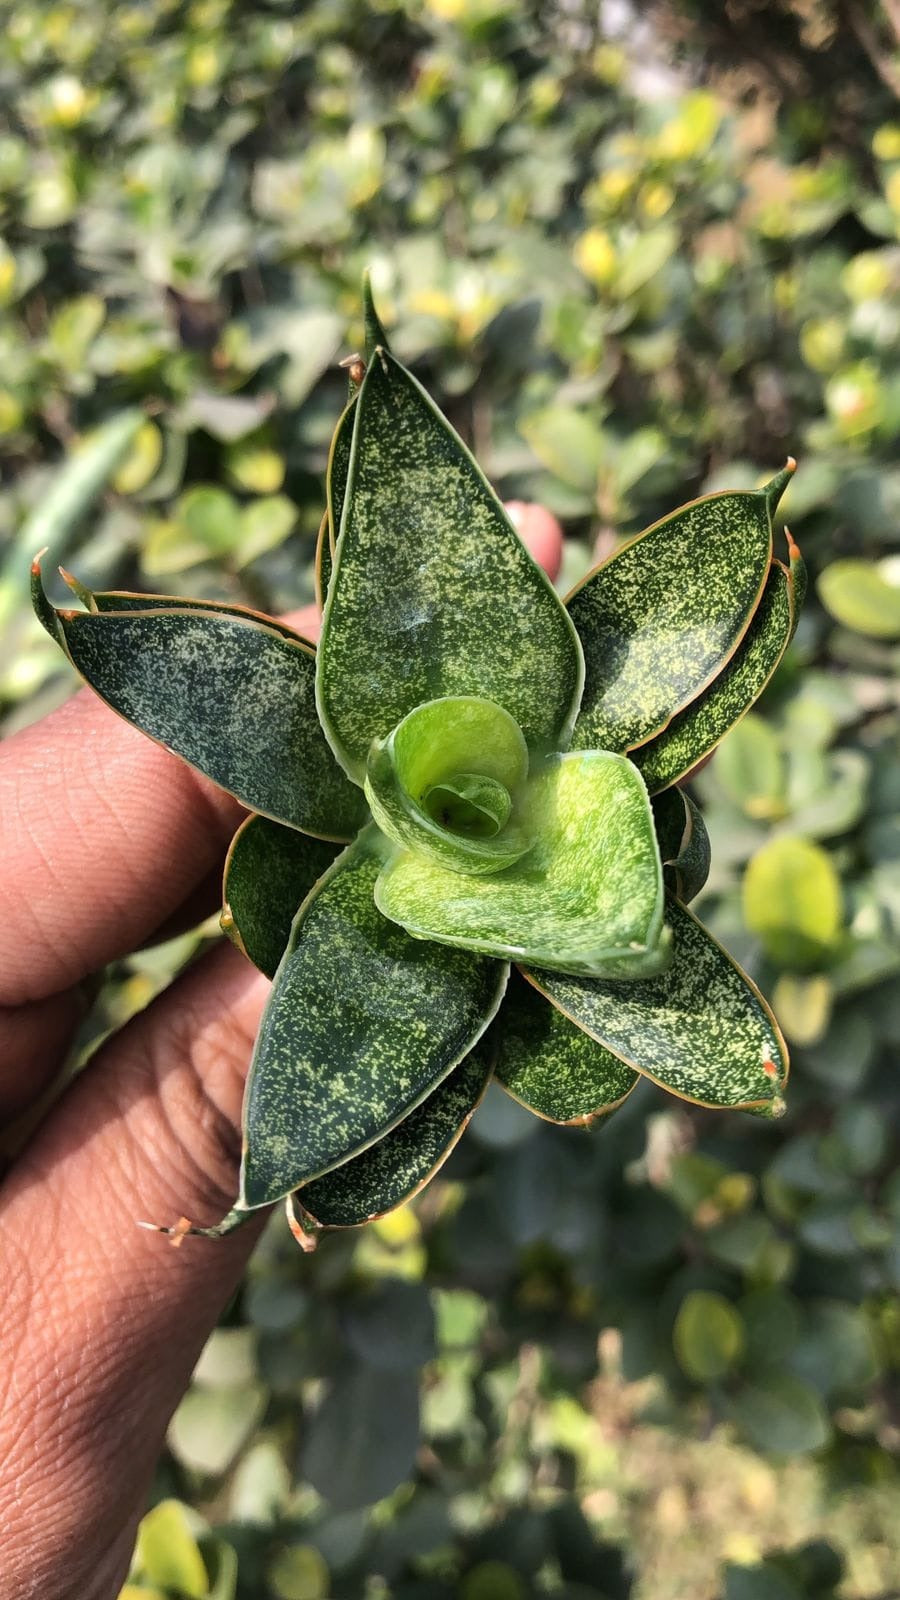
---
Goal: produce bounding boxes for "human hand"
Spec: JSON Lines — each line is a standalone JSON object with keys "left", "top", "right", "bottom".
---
{"left": 0, "top": 503, "right": 561, "bottom": 1600}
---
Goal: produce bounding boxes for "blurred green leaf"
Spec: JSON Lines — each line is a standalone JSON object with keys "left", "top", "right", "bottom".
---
{"left": 134, "top": 1500, "right": 209, "bottom": 1598}
{"left": 673, "top": 1290, "right": 745, "bottom": 1382}
{"left": 818, "top": 557, "right": 900, "bottom": 639}
{"left": 743, "top": 837, "right": 843, "bottom": 968}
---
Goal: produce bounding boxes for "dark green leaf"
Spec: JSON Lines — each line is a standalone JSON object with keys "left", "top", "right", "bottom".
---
{"left": 241, "top": 830, "right": 506, "bottom": 1205}
{"left": 651, "top": 787, "right": 710, "bottom": 902}
{"left": 327, "top": 396, "right": 356, "bottom": 556}
{"left": 363, "top": 269, "right": 390, "bottom": 358}
{"left": 375, "top": 751, "right": 668, "bottom": 979}
{"left": 493, "top": 970, "right": 638, "bottom": 1124}
{"left": 317, "top": 349, "right": 584, "bottom": 782}
{"left": 34, "top": 566, "right": 367, "bottom": 840}
{"left": 526, "top": 897, "right": 788, "bottom": 1111}
{"left": 634, "top": 558, "right": 797, "bottom": 794}
{"left": 567, "top": 466, "right": 793, "bottom": 754}
{"left": 294, "top": 1047, "right": 491, "bottom": 1230}
{"left": 314, "top": 509, "right": 332, "bottom": 613}
{"left": 223, "top": 814, "right": 341, "bottom": 979}
{"left": 730, "top": 1373, "right": 830, "bottom": 1455}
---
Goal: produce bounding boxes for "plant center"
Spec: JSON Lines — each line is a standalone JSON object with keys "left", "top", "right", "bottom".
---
{"left": 423, "top": 772, "right": 512, "bottom": 839}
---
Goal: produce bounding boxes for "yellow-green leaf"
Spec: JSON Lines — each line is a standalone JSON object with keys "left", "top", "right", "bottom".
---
{"left": 743, "top": 836, "right": 843, "bottom": 969}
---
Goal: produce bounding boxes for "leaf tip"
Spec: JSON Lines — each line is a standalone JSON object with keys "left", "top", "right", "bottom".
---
{"left": 762, "top": 459, "right": 796, "bottom": 518}
{"left": 286, "top": 1195, "right": 321, "bottom": 1252}
{"left": 30, "top": 546, "right": 48, "bottom": 576}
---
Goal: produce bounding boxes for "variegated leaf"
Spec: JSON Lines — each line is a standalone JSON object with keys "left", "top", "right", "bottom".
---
{"left": 494, "top": 969, "right": 639, "bottom": 1124}
{"left": 567, "top": 465, "right": 794, "bottom": 754}
{"left": 375, "top": 750, "right": 668, "bottom": 979}
{"left": 526, "top": 897, "right": 788, "bottom": 1112}
{"left": 316, "top": 349, "right": 584, "bottom": 782}
{"left": 240, "top": 828, "right": 508, "bottom": 1205}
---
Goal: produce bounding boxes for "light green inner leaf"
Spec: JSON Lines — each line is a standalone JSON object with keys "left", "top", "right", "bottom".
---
{"left": 425, "top": 774, "right": 511, "bottom": 836}
{"left": 295, "top": 1045, "right": 491, "bottom": 1230}
{"left": 364, "top": 695, "right": 533, "bottom": 875}
{"left": 37, "top": 572, "right": 367, "bottom": 840}
{"left": 494, "top": 969, "right": 639, "bottom": 1124}
{"left": 316, "top": 348, "right": 584, "bottom": 782}
{"left": 375, "top": 750, "right": 668, "bottom": 979}
{"left": 567, "top": 466, "right": 793, "bottom": 755}
{"left": 633, "top": 559, "right": 796, "bottom": 794}
{"left": 240, "top": 829, "right": 508, "bottom": 1206}
{"left": 526, "top": 897, "right": 788, "bottom": 1111}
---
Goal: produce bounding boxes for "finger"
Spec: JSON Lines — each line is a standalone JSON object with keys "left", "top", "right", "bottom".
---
{"left": 504, "top": 501, "right": 564, "bottom": 582}
{"left": 0, "top": 689, "right": 244, "bottom": 1011}
{"left": 0, "top": 941, "right": 270, "bottom": 1599}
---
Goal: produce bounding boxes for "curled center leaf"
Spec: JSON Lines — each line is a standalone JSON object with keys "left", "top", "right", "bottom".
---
{"left": 364, "top": 695, "right": 534, "bottom": 876}
{"left": 423, "top": 773, "right": 512, "bottom": 838}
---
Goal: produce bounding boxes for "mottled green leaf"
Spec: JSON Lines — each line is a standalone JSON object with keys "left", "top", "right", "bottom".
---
{"left": 293, "top": 1046, "right": 492, "bottom": 1230}
{"left": 493, "top": 970, "right": 638, "bottom": 1124}
{"left": 33, "top": 565, "right": 367, "bottom": 841}
{"left": 818, "top": 555, "right": 900, "bottom": 639}
{"left": 326, "top": 396, "right": 356, "bottom": 556}
{"left": 526, "top": 897, "right": 788, "bottom": 1111}
{"left": 317, "top": 349, "right": 584, "bottom": 782}
{"left": 634, "top": 559, "right": 797, "bottom": 794}
{"left": 314, "top": 510, "right": 332, "bottom": 612}
{"left": 651, "top": 787, "right": 710, "bottom": 903}
{"left": 375, "top": 751, "right": 667, "bottom": 979}
{"left": 364, "top": 695, "right": 533, "bottom": 874}
{"left": 59, "top": 579, "right": 313, "bottom": 645}
{"left": 223, "top": 814, "right": 341, "bottom": 979}
{"left": 743, "top": 836, "right": 843, "bottom": 969}
{"left": 240, "top": 830, "right": 507, "bottom": 1205}
{"left": 567, "top": 466, "right": 793, "bottom": 754}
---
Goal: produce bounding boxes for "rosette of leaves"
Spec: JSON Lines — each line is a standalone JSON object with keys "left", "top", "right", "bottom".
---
{"left": 32, "top": 285, "right": 805, "bottom": 1249}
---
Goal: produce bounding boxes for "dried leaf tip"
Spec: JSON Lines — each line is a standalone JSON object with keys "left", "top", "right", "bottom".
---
{"left": 30, "top": 547, "right": 49, "bottom": 575}
{"left": 784, "top": 526, "right": 801, "bottom": 561}
{"left": 762, "top": 458, "right": 797, "bottom": 517}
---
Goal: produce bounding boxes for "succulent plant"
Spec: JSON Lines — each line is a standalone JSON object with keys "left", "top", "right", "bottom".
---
{"left": 32, "top": 284, "right": 805, "bottom": 1249}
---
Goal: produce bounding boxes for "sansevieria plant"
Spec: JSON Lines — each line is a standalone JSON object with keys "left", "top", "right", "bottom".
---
{"left": 32, "top": 283, "right": 806, "bottom": 1249}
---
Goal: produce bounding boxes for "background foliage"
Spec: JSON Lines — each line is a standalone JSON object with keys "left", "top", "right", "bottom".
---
{"left": 2, "top": 1, "right": 899, "bottom": 1595}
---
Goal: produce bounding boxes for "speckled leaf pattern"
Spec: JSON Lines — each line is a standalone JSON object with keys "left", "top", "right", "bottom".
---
{"left": 634, "top": 559, "right": 796, "bottom": 794}
{"left": 240, "top": 829, "right": 508, "bottom": 1206}
{"left": 293, "top": 1045, "right": 491, "bottom": 1230}
{"left": 375, "top": 750, "right": 668, "bottom": 978}
{"left": 567, "top": 465, "right": 794, "bottom": 755}
{"left": 316, "top": 349, "right": 584, "bottom": 782}
{"left": 526, "top": 897, "right": 788, "bottom": 1112}
{"left": 327, "top": 397, "right": 356, "bottom": 555}
{"left": 494, "top": 969, "right": 639, "bottom": 1124}
{"left": 35, "top": 571, "right": 368, "bottom": 840}
{"left": 314, "top": 511, "right": 332, "bottom": 612}
{"left": 61, "top": 580, "right": 315, "bottom": 646}
{"left": 223, "top": 814, "right": 341, "bottom": 979}
{"left": 652, "top": 787, "right": 710, "bottom": 903}
{"left": 364, "top": 695, "right": 533, "bottom": 875}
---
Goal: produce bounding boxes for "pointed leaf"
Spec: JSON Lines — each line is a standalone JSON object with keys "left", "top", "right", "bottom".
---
{"left": 651, "top": 787, "right": 711, "bottom": 903}
{"left": 567, "top": 465, "right": 794, "bottom": 754}
{"left": 326, "top": 396, "right": 356, "bottom": 556}
{"left": 293, "top": 1045, "right": 492, "bottom": 1229}
{"left": 240, "top": 829, "right": 507, "bottom": 1205}
{"left": 363, "top": 269, "right": 390, "bottom": 359}
{"left": 375, "top": 750, "right": 668, "bottom": 979}
{"left": 526, "top": 897, "right": 788, "bottom": 1111}
{"left": 314, "top": 509, "right": 332, "bottom": 612}
{"left": 493, "top": 969, "right": 639, "bottom": 1124}
{"left": 364, "top": 695, "right": 533, "bottom": 875}
{"left": 64, "top": 582, "right": 314, "bottom": 645}
{"left": 223, "top": 815, "right": 341, "bottom": 979}
{"left": 34, "top": 568, "right": 368, "bottom": 840}
{"left": 317, "top": 349, "right": 584, "bottom": 781}
{"left": 634, "top": 559, "right": 797, "bottom": 794}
